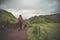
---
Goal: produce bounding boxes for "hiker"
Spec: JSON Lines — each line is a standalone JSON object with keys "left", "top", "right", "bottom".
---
{"left": 18, "top": 15, "right": 24, "bottom": 30}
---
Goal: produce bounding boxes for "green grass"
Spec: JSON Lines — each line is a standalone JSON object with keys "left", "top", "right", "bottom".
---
{"left": 27, "top": 23, "right": 60, "bottom": 40}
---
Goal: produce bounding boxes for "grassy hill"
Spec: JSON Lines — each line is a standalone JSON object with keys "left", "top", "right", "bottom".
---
{"left": 0, "top": 9, "right": 18, "bottom": 24}
{"left": 25, "top": 14, "right": 60, "bottom": 24}
{"left": 25, "top": 14, "right": 60, "bottom": 40}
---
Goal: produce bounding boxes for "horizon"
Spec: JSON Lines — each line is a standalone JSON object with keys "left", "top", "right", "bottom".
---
{"left": 1, "top": 9, "right": 59, "bottom": 20}
{"left": 2, "top": 9, "right": 58, "bottom": 19}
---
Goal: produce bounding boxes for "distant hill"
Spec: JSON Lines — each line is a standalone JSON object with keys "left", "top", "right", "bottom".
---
{"left": 25, "top": 13, "right": 60, "bottom": 24}
{"left": 0, "top": 9, "right": 18, "bottom": 24}
{"left": 25, "top": 14, "right": 60, "bottom": 40}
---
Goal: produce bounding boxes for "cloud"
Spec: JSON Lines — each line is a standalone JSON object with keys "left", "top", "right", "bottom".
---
{"left": 0, "top": 0, "right": 59, "bottom": 19}
{"left": 0, "top": 0, "right": 58, "bottom": 12}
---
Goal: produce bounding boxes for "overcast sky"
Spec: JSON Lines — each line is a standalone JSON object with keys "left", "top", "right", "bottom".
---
{"left": 0, "top": 0, "right": 59, "bottom": 19}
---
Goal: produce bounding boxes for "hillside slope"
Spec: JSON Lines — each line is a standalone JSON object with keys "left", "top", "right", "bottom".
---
{"left": 0, "top": 9, "right": 18, "bottom": 24}
{"left": 25, "top": 13, "right": 60, "bottom": 40}
{"left": 26, "top": 14, "right": 60, "bottom": 23}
